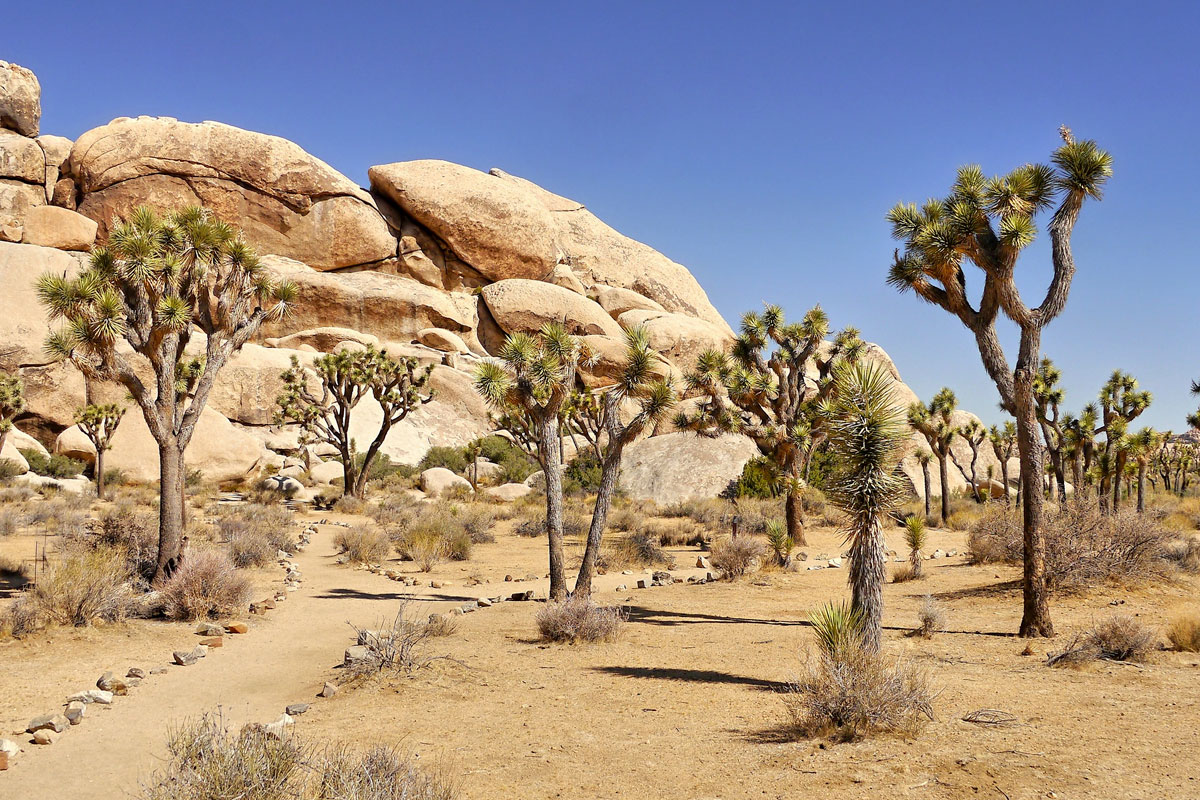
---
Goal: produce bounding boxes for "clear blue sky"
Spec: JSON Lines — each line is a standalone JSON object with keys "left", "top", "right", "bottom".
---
{"left": 9, "top": 1, "right": 1197, "bottom": 429}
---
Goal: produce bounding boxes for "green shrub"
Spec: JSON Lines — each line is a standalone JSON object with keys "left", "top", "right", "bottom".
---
{"left": 0, "top": 458, "right": 24, "bottom": 480}
{"left": 563, "top": 451, "right": 603, "bottom": 495}
{"left": 418, "top": 446, "right": 467, "bottom": 474}
{"left": 20, "top": 448, "right": 84, "bottom": 478}
{"left": 726, "top": 457, "right": 780, "bottom": 499}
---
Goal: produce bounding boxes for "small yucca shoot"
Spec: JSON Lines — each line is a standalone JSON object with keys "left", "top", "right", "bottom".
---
{"left": 765, "top": 519, "right": 794, "bottom": 567}
{"left": 809, "top": 600, "right": 863, "bottom": 658}
{"left": 904, "top": 515, "right": 926, "bottom": 578}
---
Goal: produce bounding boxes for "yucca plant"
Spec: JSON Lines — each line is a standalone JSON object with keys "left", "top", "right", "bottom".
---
{"left": 38, "top": 205, "right": 295, "bottom": 584}
{"left": 574, "top": 326, "right": 676, "bottom": 598}
{"left": 765, "top": 518, "right": 794, "bottom": 568}
{"left": 0, "top": 371, "right": 25, "bottom": 460}
{"left": 907, "top": 387, "right": 958, "bottom": 524}
{"left": 677, "top": 303, "right": 862, "bottom": 546}
{"left": 75, "top": 403, "right": 125, "bottom": 500}
{"left": 903, "top": 515, "right": 926, "bottom": 579}
{"left": 823, "top": 361, "right": 907, "bottom": 652}
{"left": 886, "top": 127, "right": 1112, "bottom": 637}
{"left": 808, "top": 600, "right": 864, "bottom": 658}
{"left": 276, "top": 346, "right": 432, "bottom": 499}
{"left": 474, "top": 323, "right": 593, "bottom": 600}
{"left": 1121, "top": 427, "right": 1160, "bottom": 513}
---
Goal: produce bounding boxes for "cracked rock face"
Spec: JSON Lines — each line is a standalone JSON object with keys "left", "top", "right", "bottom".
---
{"left": 67, "top": 117, "right": 395, "bottom": 271}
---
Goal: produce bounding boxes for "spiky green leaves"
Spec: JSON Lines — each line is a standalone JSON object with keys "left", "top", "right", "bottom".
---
{"left": 808, "top": 600, "right": 864, "bottom": 658}
{"left": 75, "top": 403, "right": 125, "bottom": 451}
{"left": 0, "top": 372, "right": 26, "bottom": 438}
{"left": 1051, "top": 138, "right": 1113, "bottom": 198}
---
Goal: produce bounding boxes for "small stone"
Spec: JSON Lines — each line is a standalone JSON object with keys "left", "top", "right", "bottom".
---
{"left": 460, "top": 602, "right": 477, "bottom": 613}
{"left": 32, "top": 730, "right": 57, "bottom": 745}
{"left": 28, "top": 714, "right": 69, "bottom": 734}
{"left": 827, "top": 557, "right": 843, "bottom": 568}
{"left": 0, "top": 750, "right": 7, "bottom": 770}
{"left": 286, "top": 585, "right": 299, "bottom": 592}
{"left": 173, "top": 648, "right": 201, "bottom": 666}
{"left": 149, "top": 666, "right": 169, "bottom": 675}
{"left": 0, "top": 738, "right": 20, "bottom": 760}
{"left": 201, "top": 636, "right": 223, "bottom": 648}
{"left": 615, "top": 584, "right": 627, "bottom": 591}
{"left": 97, "top": 671, "right": 128, "bottom": 695}
{"left": 807, "top": 565, "right": 825, "bottom": 571}
{"left": 476, "top": 597, "right": 493, "bottom": 607}
{"left": 318, "top": 682, "right": 338, "bottom": 698}
{"left": 706, "top": 572, "right": 715, "bottom": 581}
{"left": 68, "top": 689, "right": 114, "bottom": 705}
{"left": 195, "top": 622, "right": 224, "bottom": 636}
{"left": 126, "top": 667, "right": 146, "bottom": 679}
{"left": 430, "top": 581, "right": 444, "bottom": 589}
{"left": 511, "top": 590, "right": 533, "bottom": 601}
{"left": 652, "top": 571, "right": 674, "bottom": 586}
{"left": 285, "top": 703, "right": 310, "bottom": 716}
{"left": 344, "top": 645, "right": 372, "bottom": 665}
{"left": 277, "top": 549, "right": 291, "bottom": 560}
{"left": 947, "top": 549, "right": 958, "bottom": 557}
{"left": 504, "top": 574, "right": 513, "bottom": 582}
{"left": 65, "top": 702, "right": 85, "bottom": 725}
{"left": 636, "top": 579, "right": 650, "bottom": 589}
{"left": 931, "top": 549, "right": 946, "bottom": 559}
{"left": 225, "top": 622, "right": 249, "bottom": 634}
{"left": 796, "top": 551, "right": 809, "bottom": 561}
{"left": 263, "top": 713, "right": 294, "bottom": 738}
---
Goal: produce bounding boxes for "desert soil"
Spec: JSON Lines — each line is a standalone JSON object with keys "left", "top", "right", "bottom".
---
{"left": 1, "top": 510, "right": 1198, "bottom": 799}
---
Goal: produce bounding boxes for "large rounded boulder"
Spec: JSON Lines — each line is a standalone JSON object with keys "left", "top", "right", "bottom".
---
{"left": 0, "top": 61, "right": 40, "bottom": 137}
{"left": 619, "top": 432, "right": 761, "bottom": 505}
{"left": 480, "top": 279, "right": 622, "bottom": 338}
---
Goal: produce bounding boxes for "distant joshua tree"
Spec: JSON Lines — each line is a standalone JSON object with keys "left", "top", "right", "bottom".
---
{"left": 75, "top": 403, "right": 125, "bottom": 500}
{"left": 823, "top": 361, "right": 907, "bottom": 653}
{"left": 1033, "top": 358, "right": 1068, "bottom": 501}
{"left": 0, "top": 371, "right": 25, "bottom": 459}
{"left": 907, "top": 388, "right": 958, "bottom": 524}
{"left": 1122, "top": 427, "right": 1160, "bottom": 513}
{"left": 677, "top": 304, "right": 862, "bottom": 546}
{"left": 1096, "top": 371, "right": 1151, "bottom": 513}
{"left": 988, "top": 421, "right": 1017, "bottom": 507}
{"left": 914, "top": 450, "right": 933, "bottom": 519}
{"left": 1188, "top": 379, "right": 1200, "bottom": 432}
{"left": 886, "top": 128, "right": 1112, "bottom": 637}
{"left": 954, "top": 418, "right": 987, "bottom": 503}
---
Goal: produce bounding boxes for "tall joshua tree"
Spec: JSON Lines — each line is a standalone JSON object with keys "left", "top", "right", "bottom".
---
{"left": 915, "top": 450, "right": 933, "bottom": 519}
{"left": 1096, "top": 370, "right": 1151, "bottom": 513}
{"left": 988, "top": 422, "right": 1017, "bottom": 506}
{"left": 39, "top": 206, "right": 295, "bottom": 584}
{"left": 678, "top": 304, "right": 862, "bottom": 546}
{"left": 887, "top": 128, "right": 1113, "bottom": 637}
{"left": 574, "top": 327, "right": 676, "bottom": 599}
{"left": 1122, "top": 427, "right": 1159, "bottom": 513}
{"left": 907, "top": 388, "right": 958, "bottom": 524}
{"left": 0, "top": 371, "right": 25, "bottom": 459}
{"left": 954, "top": 418, "right": 987, "bottom": 503}
{"left": 474, "top": 323, "right": 592, "bottom": 601}
{"left": 75, "top": 403, "right": 125, "bottom": 500}
{"left": 276, "top": 346, "right": 433, "bottom": 499}
{"left": 823, "top": 361, "right": 906, "bottom": 653}
{"left": 1033, "top": 358, "right": 1068, "bottom": 501}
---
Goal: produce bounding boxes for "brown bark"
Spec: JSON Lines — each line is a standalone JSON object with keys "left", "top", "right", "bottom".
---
{"left": 937, "top": 453, "right": 951, "bottom": 524}
{"left": 574, "top": 435, "right": 624, "bottom": 599}
{"left": 921, "top": 461, "right": 931, "bottom": 518}
{"left": 785, "top": 486, "right": 806, "bottom": 547}
{"left": 538, "top": 414, "right": 567, "bottom": 601}
{"left": 1014, "top": 357, "right": 1054, "bottom": 638}
{"left": 96, "top": 450, "right": 106, "bottom": 502}
{"left": 152, "top": 440, "right": 185, "bottom": 585}
{"left": 849, "top": 515, "right": 887, "bottom": 653}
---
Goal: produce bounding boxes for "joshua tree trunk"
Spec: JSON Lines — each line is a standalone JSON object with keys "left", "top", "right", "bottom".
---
{"left": 1014, "top": 358, "right": 1053, "bottom": 638}
{"left": 95, "top": 449, "right": 107, "bottom": 502}
{"left": 1136, "top": 462, "right": 1147, "bottom": 513}
{"left": 574, "top": 429, "right": 624, "bottom": 599}
{"left": 537, "top": 414, "right": 567, "bottom": 601}
{"left": 1000, "top": 458, "right": 1011, "bottom": 507}
{"left": 849, "top": 515, "right": 887, "bottom": 653}
{"left": 937, "top": 452, "right": 951, "bottom": 525}
{"left": 921, "top": 461, "right": 931, "bottom": 518}
{"left": 1111, "top": 451, "right": 1127, "bottom": 513}
{"left": 154, "top": 440, "right": 186, "bottom": 584}
{"left": 785, "top": 487, "right": 806, "bottom": 547}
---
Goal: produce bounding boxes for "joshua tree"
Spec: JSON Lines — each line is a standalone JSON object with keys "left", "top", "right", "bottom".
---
{"left": 1096, "top": 371, "right": 1151, "bottom": 513}
{"left": 39, "top": 206, "right": 295, "bottom": 584}
{"left": 1122, "top": 427, "right": 1159, "bottom": 513}
{"left": 474, "top": 323, "right": 592, "bottom": 601}
{"left": 886, "top": 128, "right": 1112, "bottom": 637}
{"left": 903, "top": 515, "right": 926, "bottom": 579}
{"left": 574, "top": 327, "right": 676, "bottom": 598}
{"left": 765, "top": 519, "right": 795, "bottom": 568}
{"left": 954, "top": 418, "right": 987, "bottom": 503}
{"left": 0, "top": 371, "right": 25, "bottom": 458}
{"left": 1188, "top": 379, "right": 1200, "bottom": 432}
{"left": 1033, "top": 358, "right": 1068, "bottom": 501}
{"left": 75, "top": 403, "right": 125, "bottom": 500}
{"left": 907, "top": 388, "right": 958, "bottom": 524}
{"left": 915, "top": 450, "right": 933, "bottom": 519}
{"left": 988, "top": 422, "right": 1017, "bottom": 506}
{"left": 277, "top": 346, "right": 433, "bottom": 499}
{"left": 823, "top": 361, "right": 907, "bottom": 653}
{"left": 677, "top": 304, "right": 862, "bottom": 547}
{"left": 1061, "top": 405, "right": 1098, "bottom": 497}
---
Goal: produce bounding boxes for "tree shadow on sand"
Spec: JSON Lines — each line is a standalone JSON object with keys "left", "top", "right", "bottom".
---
{"left": 590, "top": 665, "right": 788, "bottom": 692}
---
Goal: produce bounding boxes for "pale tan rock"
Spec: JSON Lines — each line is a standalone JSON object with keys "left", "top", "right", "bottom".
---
{"left": 268, "top": 327, "right": 379, "bottom": 353}
{"left": 548, "top": 264, "right": 587, "bottom": 295}
{"left": 208, "top": 343, "right": 313, "bottom": 426}
{"left": 0, "top": 180, "right": 45, "bottom": 241}
{"left": 416, "top": 328, "right": 468, "bottom": 353}
{"left": 0, "top": 242, "right": 80, "bottom": 367}
{"left": 14, "top": 361, "right": 87, "bottom": 430}
{"left": 0, "top": 439, "right": 29, "bottom": 473}
{"left": 51, "top": 177, "right": 75, "bottom": 209}
{"left": 420, "top": 466, "right": 472, "bottom": 495}
{"left": 106, "top": 405, "right": 262, "bottom": 483}
{"left": 593, "top": 286, "right": 664, "bottom": 318}
{"left": 54, "top": 425, "right": 97, "bottom": 463}
{"left": 483, "top": 482, "right": 533, "bottom": 501}
{"left": 481, "top": 279, "right": 622, "bottom": 338}
{"left": 577, "top": 334, "right": 679, "bottom": 390}
{"left": 619, "top": 432, "right": 760, "bottom": 505}
{"left": 69, "top": 117, "right": 395, "bottom": 270}
{"left": 0, "top": 61, "right": 40, "bottom": 137}
{"left": 309, "top": 460, "right": 344, "bottom": 485}
{"left": 369, "top": 160, "right": 560, "bottom": 282}
{"left": 21, "top": 205, "right": 97, "bottom": 250}
{"left": 0, "top": 130, "right": 45, "bottom": 182}
{"left": 36, "top": 135, "right": 72, "bottom": 202}
{"left": 616, "top": 309, "right": 732, "bottom": 372}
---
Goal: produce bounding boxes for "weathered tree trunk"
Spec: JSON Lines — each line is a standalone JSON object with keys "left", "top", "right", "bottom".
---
{"left": 1000, "top": 459, "right": 1011, "bottom": 507}
{"left": 96, "top": 449, "right": 106, "bottom": 502}
{"left": 1014, "top": 363, "right": 1054, "bottom": 638}
{"left": 1136, "top": 463, "right": 1147, "bottom": 513}
{"left": 538, "top": 414, "right": 567, "bottom": 601}
{"left": 849, "top": 515, "right": 887, "bottom": 653}
{"left": 921, "top": 461, "right": 931, "bottom": 518}
{"left": 785, "top": 487, "right": 806, "bottom": 547}
{"left": 574, "top": 437, "right": 624, "bottom": 599}
{"left": 1111, "top": 452, "right": 1127, "bottom": 513}
{"left": 153, "top": 441, "right": 186, "bottom": 585}
{"left": 937, "top": 453, "right": 951, "bottom": 525}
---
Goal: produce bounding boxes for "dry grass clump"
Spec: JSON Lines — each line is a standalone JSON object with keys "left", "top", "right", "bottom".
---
{"left": 334, "top": 526, "right": 392, "bottom": 565}
{"left": 3, "top": 546, "right": 134, "bottom": 635}
{"left": 536, "top": 599, "right": 625, "bottom": 643}
{"left": 347, "top": 605, "right": 444, "bottom": 677}
{"left": 317, "top": 744, "right": 457, "bottom": 800}
{"left": 1163, "top": 535, "right": 1200, "bottom": 573}
{"left": 217, "top": 504, "right": 297, "bottom": 569}
{"left": 785, "top": 602, "right": 933, "bottom": 742}
{"left": 709, "top": 535, "right": 767, "bottom": 578}
{"left": 1048, "top": 614, "right": 1158, "bottom": 667}
{"left": 514, "top": 511, "right": 587, "bottom": 539}
{"left": 968, "top": 503, "right": 1173, "bottom": 590}
{"left": 608, "top": 531, "right": 672, "bottom": 569}
{"left": 0, "top": 507, "right": 22, "bottom": 536}
{"left": 911, "top": 595, "right": 946, "bottom": 638}
{"left": 1166, "top": 612, "right": 1200, "bottom": 652}
{"left": 88, "top": 502, "right": 159, "bottom": 581}
{"left": 161, "top": 549, "right": 252, "bottom": 621}
{"left": 333, "top": 494, "right": 367, "bottom": 515}
{"left": 0, "top": 486, "right": 35, "bottom": 504}
{"left": 890, "top": 563, "right": 918, "bottom": 583}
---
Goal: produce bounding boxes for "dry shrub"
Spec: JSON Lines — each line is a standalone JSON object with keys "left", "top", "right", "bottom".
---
{"left": 334, "top": 526, "right": 392, "bottom": 565}
{"left": 90, "top": 502, "right": 159, "bottom": 581}
{"left": 969, "top": 503, "right": 1173, "bottom": 590}
{"left": 891, "top": 563, "right": 918, "bottom": 583}
{"left": 536, "top": 599, "right": 625, "bottom": 643}
{"left": 424, "top": 613, "right": 458, "bottom": 638}
{"left": 161, "top": 549, "right": 252, "bottom": 621}
{"left": 0, "top": 486, "right": 35, "bottom": 504}
{"left": 1163, "top": 535, "right": 1200, "bottom": 573}
{"left": 609, "top": 506, "right": 647, "bottom": 532}
{"left": 0, "top": 507, "right": 22, "bottom": 537}
{"left": 709, "top": 535, "right": 767, "bottom": 578}
{"left": 1048, "top": 614, "right": 1158, "bottom": 667}
{"left": 217, "top": 504, "right": 296, "bottom": 559}
{"left": 1166, "top": 612, "right": 1200, "bottom": 652}
{"left": 6, "top": 546, "right": 134, "bottom": 632}
{"left": 401, "top": 529, "right": 447, "bottom": 572}
{"left": 609, "top": 531, "right": 672, "bottom": 569}
{"left": 333, "top": 494, "right": 367, "bottom": 515}
{"left": 784, "top": 641, "right": 934, "bottom": 742}
{"left": 347, "top": 605, "right": 441, "bottom": 677}
{"left": 317, "top": 744, "right": 457, "bottom": 800}
{"left": 457, "top": 504, "right": 496, "bottom": 544}
{"left": 912, "top": 595, "right": 946, "bottom": 638}
{"left": 514, "top": 511, "right": 587, "bottom": 539}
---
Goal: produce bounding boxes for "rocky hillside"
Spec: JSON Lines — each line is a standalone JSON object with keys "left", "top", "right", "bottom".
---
{"left": 0, "top": 61, "right": 1008, "bottom": 502}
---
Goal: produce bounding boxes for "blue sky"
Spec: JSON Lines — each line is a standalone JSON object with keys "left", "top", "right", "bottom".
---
{"left": 9, "top": 1, "right": 1197, "bottom": 429}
